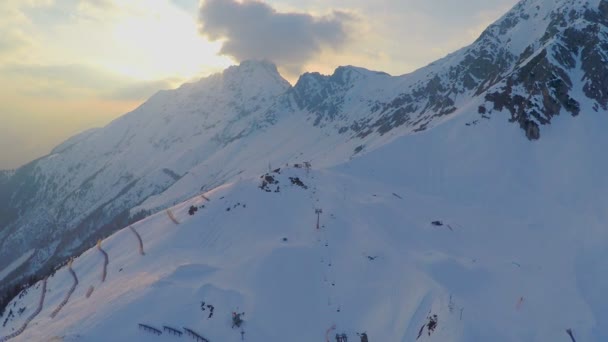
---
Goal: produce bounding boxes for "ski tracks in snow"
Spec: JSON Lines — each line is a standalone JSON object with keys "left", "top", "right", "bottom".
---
{"left": 403, "top": 292, "right": 436, "bottom": 342}
{"left": 199, "top": 218, "right": 225, "bottom": 251}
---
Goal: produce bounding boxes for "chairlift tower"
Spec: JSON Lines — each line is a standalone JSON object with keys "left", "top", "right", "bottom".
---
{"left": 315, "top": 209, "right": 323, "bottom": 229}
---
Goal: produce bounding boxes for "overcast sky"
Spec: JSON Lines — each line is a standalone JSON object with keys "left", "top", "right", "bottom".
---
{"left": 0, "top": 0, "right": 518, "bottom": 169}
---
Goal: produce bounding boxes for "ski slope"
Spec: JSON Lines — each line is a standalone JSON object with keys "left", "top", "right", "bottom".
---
{"left": 4, "top": 0, "right": 608, "bottom": 302}
{"left": 2, "top": 105, "right": 608, "bottom": 341}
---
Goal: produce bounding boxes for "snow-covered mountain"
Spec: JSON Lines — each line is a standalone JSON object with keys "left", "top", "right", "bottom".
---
{"left": 2, "top": 105, "right": 608, "bottom": 341}
{"left": 0, "top": 60, "right": 294, "bottom": 294}
{"left": 1, "top": 0, "right": 607, "bottom": 321}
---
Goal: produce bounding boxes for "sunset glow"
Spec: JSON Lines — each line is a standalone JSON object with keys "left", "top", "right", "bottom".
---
{"left": 108, "top": 3, "right": 232, "bottom": 81}
{"left": 0, "top": 0, "right": 517, "bottom": 169}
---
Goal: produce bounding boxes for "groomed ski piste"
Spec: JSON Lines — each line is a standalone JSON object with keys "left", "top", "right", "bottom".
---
{"left": 2, "top": 103, "right": 608, "bottom": 341}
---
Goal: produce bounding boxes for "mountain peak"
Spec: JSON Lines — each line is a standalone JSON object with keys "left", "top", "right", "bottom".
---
{"left": 217, "top": 59, "right": 291, "bottom": 96}
{"left": 223, "top": 60, "right": 283, "bottom": 81}
{"left": 476, "top": 0, "right": 606, "bottom": 54}
{"left": 473, "top": 0, "right": 608, "bottom": 139}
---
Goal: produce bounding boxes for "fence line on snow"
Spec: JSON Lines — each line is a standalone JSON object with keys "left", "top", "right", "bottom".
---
{"left": 85, "top": 286, "right": 94, "bottom": 298}
{"left": 166, "top": 209, "right": 180, "bottom": 225}
{"left": 50, "top": 261, "right": 78, "bottom": 318}
{"left": 0, "top": 278, "right": 47, "bottom": 342}
{"left": 129, "top": 226, "right": 145, "bottom": 255}
{"left": 184, "top": 327, "right": 210, "bottom": 342}
{"left": 138, "top": 323, "right": 162, "bottom": 335}
{"left": 97, "top": 240, "right": 109, "bottom": 282}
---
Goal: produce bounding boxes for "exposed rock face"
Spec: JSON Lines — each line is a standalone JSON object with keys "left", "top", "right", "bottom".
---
{"left": 288, "top": 0, "right": 608, "bottom": 141}
{"left": 482, "top": 0, "right": 608, "bottom": 139}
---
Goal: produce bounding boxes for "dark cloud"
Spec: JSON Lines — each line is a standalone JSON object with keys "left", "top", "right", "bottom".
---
{"left": 198, "top": 0, "right": 355, "bottom": 73}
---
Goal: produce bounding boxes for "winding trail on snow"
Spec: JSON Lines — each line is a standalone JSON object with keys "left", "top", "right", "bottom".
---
{"left": 50, "top": 266, "right": 78, "bottom": 318}
{"left": 98, "top": 243, "right": 109, "bottom": 283}
{"left": 129, "top": 226, "right": 145, "bottom": 255}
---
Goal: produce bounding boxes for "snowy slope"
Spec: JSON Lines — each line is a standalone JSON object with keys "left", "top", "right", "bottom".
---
{"left": 3, "top": 100, "right": 608, "bottom": 341}
{"left": 0, "top": 60, "right": 294, "bottom": 292}
{"left": 2, "top": 0, "right": 608, "bottom": 312}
